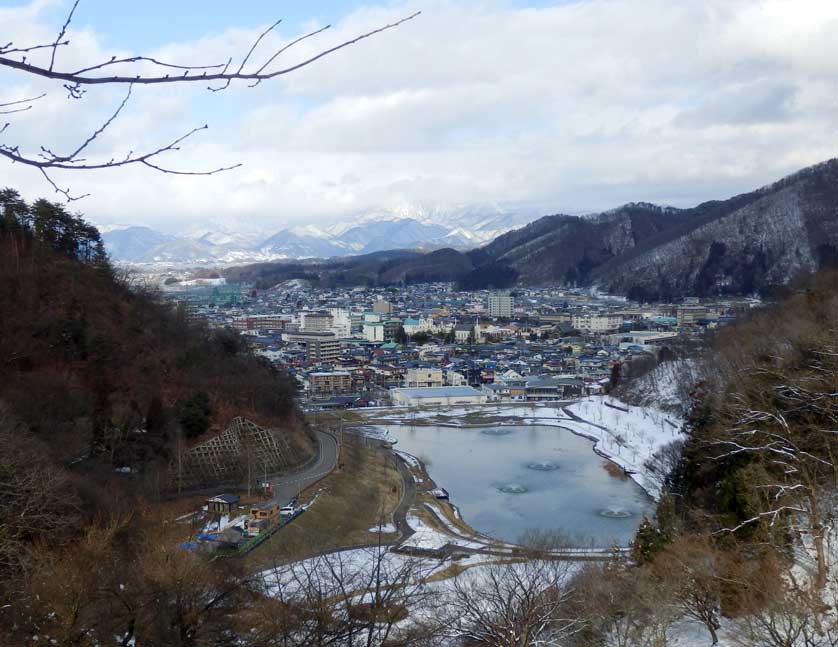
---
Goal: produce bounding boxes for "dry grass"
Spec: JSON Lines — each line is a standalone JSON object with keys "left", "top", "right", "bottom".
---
{"left": 247, "top": 437, "right": 403, "bottom": 570}
{"left": 602, "top": 460, "right": 629, "bottom": 480}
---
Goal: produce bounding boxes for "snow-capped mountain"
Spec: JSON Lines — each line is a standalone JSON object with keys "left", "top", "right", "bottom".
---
{"left": 100, "top": 203, "right": 542, "bottom": 265}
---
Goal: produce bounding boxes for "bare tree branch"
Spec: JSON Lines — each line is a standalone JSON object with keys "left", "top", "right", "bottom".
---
{"left": 0, "top": 11, "right": 421, "bottom": 88}
{"left": 0, "top": 93, "right": 46, "bottom": 115}
{"left": 0, "top": 2, "right": 421, "bottom": 200}
{"left": 49, "top": 0, "right": 79, "bottom": 72}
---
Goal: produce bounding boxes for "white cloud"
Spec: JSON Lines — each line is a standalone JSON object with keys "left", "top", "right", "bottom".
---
{"left": 1, "top": 0, "right": 838, "bottom": 235}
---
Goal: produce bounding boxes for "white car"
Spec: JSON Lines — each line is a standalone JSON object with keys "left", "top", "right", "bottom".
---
{"left": 280, "top": 505, "right": 295, "bottom": 516}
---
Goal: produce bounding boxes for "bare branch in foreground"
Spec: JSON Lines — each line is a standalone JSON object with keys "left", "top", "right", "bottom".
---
{"left": 0, "top": 2, "right": 421, "bottom": 200}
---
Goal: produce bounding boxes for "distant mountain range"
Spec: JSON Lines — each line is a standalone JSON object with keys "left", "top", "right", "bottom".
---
{"left": 100, "top": 204, "right": 539, "bottom": 265}
{"left": 224, "top": 159, "right": 838, "bottom": 298}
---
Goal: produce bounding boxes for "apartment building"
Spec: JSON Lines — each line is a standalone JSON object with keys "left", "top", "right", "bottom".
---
{"left": 405, "top": 367, "right": 444, "bottom": 388}
{"left": 309, "top": 371, "right": 353, "bottom": 395}
{"left": 571, "top": 313, "right": 622, "bottom": 334}
{"left": 488, "top": 291, "right": 514, "bottom": 318}
{"left": 300, "top": 311, "right": 334, "bottom": 332}
{"left": 284, "top": 331, "right": 341, "bottom": 363}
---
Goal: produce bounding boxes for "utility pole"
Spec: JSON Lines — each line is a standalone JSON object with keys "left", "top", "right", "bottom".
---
{"left": 177, "top": 430, "right": 182, "bottom": 497}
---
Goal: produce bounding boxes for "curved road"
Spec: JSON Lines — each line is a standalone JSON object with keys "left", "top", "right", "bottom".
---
{"left": 269, "top": 430, "right": 338, "bottom": 506}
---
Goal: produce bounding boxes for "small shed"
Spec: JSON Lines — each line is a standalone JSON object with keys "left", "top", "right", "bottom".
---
{"left": 250, "top": 501, "right": 279, "bottom": 522}
{"left": 207, "top": 493, "right": 240, "bottom": 516}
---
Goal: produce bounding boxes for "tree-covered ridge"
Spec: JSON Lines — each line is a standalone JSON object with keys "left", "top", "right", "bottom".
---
{"left": 1, "top": 188, "right": 108, "bottom": 265}
{"left": 0, "top": 190, "right": 313, "bottom": 584}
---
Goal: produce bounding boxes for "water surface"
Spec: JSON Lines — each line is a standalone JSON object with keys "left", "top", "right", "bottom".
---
{"left": 385, "top": 424, "right": 653, "bottom": 547}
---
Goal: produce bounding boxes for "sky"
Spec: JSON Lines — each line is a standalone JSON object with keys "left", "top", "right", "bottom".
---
{"left": 1, "top": 0, "right": 838, "bottom": 236}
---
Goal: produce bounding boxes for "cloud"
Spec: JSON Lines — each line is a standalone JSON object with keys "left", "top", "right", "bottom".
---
{"left": 2, "top": 0, "right": 838, "bottom": 235}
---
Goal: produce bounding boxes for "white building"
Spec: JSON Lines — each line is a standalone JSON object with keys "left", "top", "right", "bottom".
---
{"left": 391, "top": 386, "right": 488, "bottom": 407}
{"left": 571, "top": 313, "right": 622, "bottom": 335}
{"left": 488, "top": 292, "right": 514, "bottom": 318}
{"left": 405, "top": 367, "right": 444, "bottom": 388}
{"left": 300, "top": 311, "right": 333, "bottom": 332}
{"left": 454, "top": 323, "right": 476, "bottom": 343}
{"left": 327, "top": 308, "right": 352, "bottom": 338}
{"left": 403, "top": 317, "right": 435, "bottom": 336}
{"left": 363, "top": 322, "right": 385, "bottom": 342}
{"left": 445, "top": 371, "right": 468, "bottom": 386}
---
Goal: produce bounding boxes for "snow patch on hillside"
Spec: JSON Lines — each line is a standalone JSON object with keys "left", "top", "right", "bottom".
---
{"left": 617, "top": 358, "right": 705, "bottom": 416}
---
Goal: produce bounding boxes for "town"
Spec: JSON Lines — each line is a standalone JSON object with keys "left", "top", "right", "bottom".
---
{"left": 150, "top": 275, "right": 755, "bottom": 409}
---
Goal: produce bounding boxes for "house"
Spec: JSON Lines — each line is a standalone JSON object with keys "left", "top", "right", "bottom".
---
{"left": 207, "top": 493, "right": 239, "bottom": 516}
{"left": 249, "top": 501, "right": 280, "bottom": 523}
{"left": 525, "top": 375, "right": 586, "bottom": 401}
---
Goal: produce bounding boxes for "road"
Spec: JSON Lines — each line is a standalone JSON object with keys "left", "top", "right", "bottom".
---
{"left": 269, "top": 430, "right": 338, "bottom": 506}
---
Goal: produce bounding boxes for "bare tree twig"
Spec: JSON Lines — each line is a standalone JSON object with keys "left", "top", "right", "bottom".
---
{"left": 49, "top": 0, "right": 79, "bottom": 72}
{"left": 0, "top": 2, "right": 421, "bottom": 200}
{"left": 0, "top": 93, "right": 47, "bottom": 115}
{"left": 0, "top": 12, "right": 421, "bottom": 87}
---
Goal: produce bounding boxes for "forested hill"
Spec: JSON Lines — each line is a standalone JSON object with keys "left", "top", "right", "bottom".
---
{"left": 0, "top": 189, "right": 313, "bottom": 560}
{"left": 225, "top": 159, "right": 838, "bottom": 298}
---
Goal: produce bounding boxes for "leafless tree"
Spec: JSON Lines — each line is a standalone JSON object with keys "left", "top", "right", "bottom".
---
{"left": 0, "top": 1, "right": 420, "bottom": 200}
{"left": 650, "top": 537, "right": 729, "bottom": 645}
{"left": 709, "top": 350, "right": 838, "bottom": 590}
{"left": 573, "top": 559, "right": 678, "bottom": 647}
{"left": 442, "top": 546, "right": 584, "bottom": 647}
{"left": 252, "top": 540, "right": 444, "bottom": 646}
{"left": 0, "top": 402, "right": 81, "bottom": 579}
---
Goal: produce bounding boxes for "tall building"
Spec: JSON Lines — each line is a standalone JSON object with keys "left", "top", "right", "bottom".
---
{"left": 372, "top": 299, "right": 393, "bottom": 315}
{"left": 327, "top": 308, "right": 352, "bottom": 338}
{"left": 488, "top": 291, "right": 514, "bottom": 318}
{"left": 285, "top": 331, "right": 341, "bottom": 363}
{"left": 300, "top": 311, "right": 333, "bottom": 332}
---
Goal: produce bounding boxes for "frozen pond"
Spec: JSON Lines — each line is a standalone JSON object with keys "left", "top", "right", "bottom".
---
{"left": 383, "top": 424, "right": 654, "bottom": 547}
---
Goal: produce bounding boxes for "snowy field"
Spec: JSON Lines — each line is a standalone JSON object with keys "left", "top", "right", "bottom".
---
{"left": 563, "top": 396, "right": 684, "bottom": 498}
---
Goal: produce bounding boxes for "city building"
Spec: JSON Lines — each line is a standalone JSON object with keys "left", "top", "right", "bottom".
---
{"left": 284, "top": 331, "right": 341, "bottom": 363}
{"left": 391, "top": 386, "right": 488, "bottom": 407}
{"left": 300, "top": 311, "right": 333, "bottom": 332}
{"left": 327, "top": 308, "right": 352, "bottom": 338}
{"left": 232, "top": 314, "right": 289, "bottom": 332}
{"left": 488, "top": 291, "right": 514, "bottom": 318}
{"left": 363, "top": 322, "right": 385, "bottom": 342}
{"left": 405, "top": 367, "right": 444, "bottom": 388}
{"left": 373, "top": 299, "right": 393, "bottom": 315}
{"left": 309, "top": 371, "right": 353, "bottom": 395}
{"left": 571, "top": 313, "right": 622, "bottom": 334}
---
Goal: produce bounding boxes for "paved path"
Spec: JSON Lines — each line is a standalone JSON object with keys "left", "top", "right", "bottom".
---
{"left": 270, "top": 430, "right": 338, "bottom": 506}
{"left": 389, "top": 453, "right": 417, "bottom": 542}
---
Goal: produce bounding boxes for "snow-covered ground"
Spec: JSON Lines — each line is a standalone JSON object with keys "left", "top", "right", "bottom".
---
{"left": 402, "top": 514, "right": 457, "bottom": 551}
{"left": 617, "top": 358, "right": 704, "bottom": 416}
{"left": 368, "top": 523, "right": 397, "bottom": 534}
{"left": 564, "top": 396, "right": 684, "bottom": 498}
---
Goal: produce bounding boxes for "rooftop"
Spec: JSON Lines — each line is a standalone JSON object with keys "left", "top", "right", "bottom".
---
{"left": 392, "top": 386, "right": 484, "bottom": 398}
